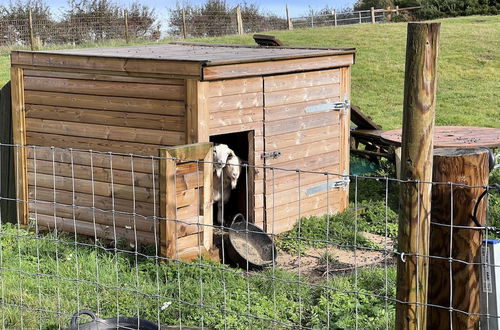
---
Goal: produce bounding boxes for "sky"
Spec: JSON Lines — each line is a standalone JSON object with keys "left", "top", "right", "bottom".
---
{"left": 41, "top": 0, "right": 358, "bottom": 20}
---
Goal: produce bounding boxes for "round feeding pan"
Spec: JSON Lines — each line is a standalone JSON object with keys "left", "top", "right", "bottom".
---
{"left": 65, "top": 310, "right": 160, "bottom": 330}
{"left": 381, "top": 126, "right": 500, "bottom": 149}
{"left": 226, "top": 214, "right": 277, "bottom": 270}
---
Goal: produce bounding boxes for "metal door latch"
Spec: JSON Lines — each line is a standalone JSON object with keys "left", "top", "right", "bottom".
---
{"left": 332, "top": 94, "right": 350, "bottom": 115}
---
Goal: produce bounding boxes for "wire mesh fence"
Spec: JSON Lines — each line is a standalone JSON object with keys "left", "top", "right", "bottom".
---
{"left": 291, "top": 10, "right": 385, "bottom": 29}
{"left": 0, "top": 143, "right": 499, "bottom": 328}
{"left": 0, "top": 16, "right": 160, "bottom": 48}
{"left": 0, "top": 6, "right": 421, "bottom": 52}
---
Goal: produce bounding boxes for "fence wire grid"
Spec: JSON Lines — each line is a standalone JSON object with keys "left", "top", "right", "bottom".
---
{"left": 0, "top": 143, "right": 498, "bottom": 329}
{"left": 0, "top": 6, "right": 419, "bottom": 51}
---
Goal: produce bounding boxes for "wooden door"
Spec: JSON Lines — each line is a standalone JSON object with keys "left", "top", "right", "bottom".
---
{"left": 263, "top": 68, "right": 350, "bottom": 234}
{"left": 159, "top": 142, "right": 213, "bottom": 260}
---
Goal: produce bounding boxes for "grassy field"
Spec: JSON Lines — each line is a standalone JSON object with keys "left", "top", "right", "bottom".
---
{"left": 1, "top": 15, "right": 498, "bottom": 129}
{"left": 0, "top": 222, "right": 396, "bottom": 329}
{"left": 0, "top": 15, "right": 499, "bottom": 328}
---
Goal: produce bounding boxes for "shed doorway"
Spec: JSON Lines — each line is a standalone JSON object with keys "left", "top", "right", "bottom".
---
{"left": 210, "top": 131, "right": 255, "bottom": 226}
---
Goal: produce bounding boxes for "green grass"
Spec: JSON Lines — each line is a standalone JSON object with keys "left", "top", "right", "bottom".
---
{"left": 0, "top": 56, "right": 9, "bottom": 86}
{"left": 187, "top": 15, "right": 500, "bottom": 129}
{"left": 0, "top": 223, "right": 395, "bottom": 329}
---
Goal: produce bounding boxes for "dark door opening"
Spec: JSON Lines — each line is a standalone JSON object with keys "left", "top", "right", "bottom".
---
{"left": 210, "top": 131, "right": 254, "bottom": 226}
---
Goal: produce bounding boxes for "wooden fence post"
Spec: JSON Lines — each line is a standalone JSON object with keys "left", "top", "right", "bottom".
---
{"left": 28, "top": 9, "right": 36, "bottom": 51}
{"left": 371, "top": 7, "right": 376, "bottom": 24}
{"left": 427, "top": 148, "right": 489, "bottom": 329}
{"left": 396, "top": 5, "right": 400, "bottom": 15}
{"left": 386, "top": 6, "right": 393, "bottom": 20}
{"left": 333, "top": 10, "right": 337, "bottom": 26}
{"left": 124, "top": 10, "right": 130, "bottom": 44}
{"left": 358, "top": 11, "right": 362, "bottom": 23}
{"left": 395, "top": 22, "right": 440, "bottom": 330}
{"left": 286, "top": 4, "right": 292, "bottom": 30}
{"left": 182, "top": 8, "right": 187, "bottom": 39}
{"left": 236, "top": 5, "right": 243, "bottom": 35}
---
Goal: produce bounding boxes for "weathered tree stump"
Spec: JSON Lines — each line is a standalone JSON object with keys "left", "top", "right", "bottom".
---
{"left": 427, "top": 148, "right": 490, "bottom": 330}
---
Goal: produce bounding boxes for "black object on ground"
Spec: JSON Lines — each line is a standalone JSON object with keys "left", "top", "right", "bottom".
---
{"left": 226, "top": 214, "right": 277, "bottom": 270}
{"left": 65, "top": 310, "right": 161, "bottom": 330}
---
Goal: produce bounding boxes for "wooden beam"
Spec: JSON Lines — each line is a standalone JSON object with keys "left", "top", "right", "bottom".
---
{"left": 395, "top": 22, "right": 440, "bottom": 330}
{"left": 160, "top": 149, "right": 178, "bottom": 259}
{"left": 339, "top": 66, "right": 350, "bottom": 210}
{"left": 350, "top": 105, "right": 382, "bottom": 130}
{"left": 186, "top": 80, "right": 209, "bottom": 144}
{"left": 427, "top": 148, "right": 489, "bottom": 329}
{"left": 11, "top": 52, "right": 202, "bottom": 78}
{"left": 202, "top": 149, "right": 213, "bottom": 251}
{"left": 11, "top": 67, "right": 28, "bottom": 225}
{"left": 202, "top": 55, "right": 355, "bottom": 80}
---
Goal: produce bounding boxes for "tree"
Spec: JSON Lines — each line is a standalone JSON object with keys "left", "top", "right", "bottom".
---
{"left": 0, "top": 0, "right": 54, "bottom": 45}
{"left": 354, "top": 0, "right": 421, "bottom": 11}
{"left": 354, "top": 0, "right": 394, "bottom": 11}
{"left": 418, "top": 0, "right": 498, "bottom": 18}
{"left": 59, "top": 0, "right": 159, "bottom": 44}
{"left": 126, "top": 3, "right": 161, "bottom": 40}
{"left": 168, "top": 0, "right": 285, "bottom": 37}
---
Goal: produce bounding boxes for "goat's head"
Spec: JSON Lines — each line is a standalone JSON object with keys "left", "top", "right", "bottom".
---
{"left": 213, "top": 144, "right": 233, "bottom": 178}
{"left": 224, "top": 154, "right": 241, "bottom": 189}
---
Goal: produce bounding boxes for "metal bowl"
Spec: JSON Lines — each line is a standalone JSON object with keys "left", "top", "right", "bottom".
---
{"left": 226, "top": 214, "right": 277, "bottom": 270}
{"left": 65, "top": 310, "right": 161, "bottom": 330}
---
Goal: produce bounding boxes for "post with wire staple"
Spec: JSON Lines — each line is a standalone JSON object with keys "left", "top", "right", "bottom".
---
{"left": 395, "top": 22, "right": 440, "bottom": 330}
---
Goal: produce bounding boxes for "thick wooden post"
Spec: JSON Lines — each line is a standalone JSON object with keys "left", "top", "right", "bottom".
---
{"left": 358, "top": 11, "right": 362, "bottom": 23}
{"left": 286, "top": 4, "right": 292, "bottom": 30}
{"left": 236, "top": 5, "right": 243, "bottom": 35}
{"left": 371, "top": 7, "right": 376, "bottom": 24}
{"left": 395, "top": 22, "right": 440, "bottom": 330}
{"left": 427, "top": 148, "right": 489, "bottom": 329}
{"left": 333, "top": 10, "right": 337, "bottom": 26}
{"left": 124, "top": 10, "right": 130, "bottom": 43}
{"left": 28, "top": 10, "right": 36, "bottom": 51}
{"left": 182, "top": 8, "right": 187, "bottom": 39}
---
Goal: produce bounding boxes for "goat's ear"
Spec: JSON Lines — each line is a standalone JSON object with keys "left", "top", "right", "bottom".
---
{"left": 227, "top": 150, "right": 235, "bottom": 160}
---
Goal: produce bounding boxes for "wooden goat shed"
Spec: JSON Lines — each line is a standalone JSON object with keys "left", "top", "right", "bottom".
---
{"left": 11, "top": 42, "right": 355, "bottom": 259}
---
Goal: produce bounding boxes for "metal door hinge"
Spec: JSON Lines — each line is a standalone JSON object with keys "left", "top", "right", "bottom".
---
{"left": 332, "top": 94, "right": 350, "bottom": 116}
{"left": 261, "top": 151, "right": 281, "bottom": 160}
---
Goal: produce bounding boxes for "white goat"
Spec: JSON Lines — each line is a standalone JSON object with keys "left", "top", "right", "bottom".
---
{"left": 213, "top": 144, "right": 233, "bottom": 178}
{"left": 212, "top": 153, "right": 241, "bottom": 225}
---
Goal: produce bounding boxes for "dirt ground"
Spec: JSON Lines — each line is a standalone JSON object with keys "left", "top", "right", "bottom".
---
{"left": 276, "top": 232, "right": 395, "bottom": 282}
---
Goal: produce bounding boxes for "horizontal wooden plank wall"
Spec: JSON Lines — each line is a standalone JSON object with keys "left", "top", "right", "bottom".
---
{"left": 24, "top": 70, "right": 188, "bottom": 245}
{"left": 207, "top": 77, "right": 264, "bottom": 228}
{"left": 263, "top": 69, "right": 348, "bottom": 234}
